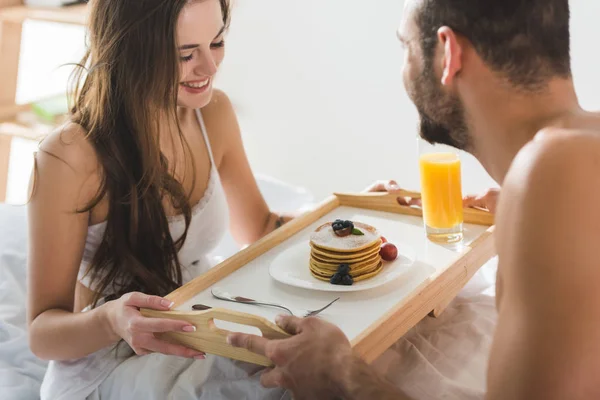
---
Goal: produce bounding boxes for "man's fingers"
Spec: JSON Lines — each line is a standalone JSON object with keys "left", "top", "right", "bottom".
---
{"left": 227, "top": 333, "right": 269, "bottom": 356}
{"left": 260, "top": 368, "right": 286, "bottom": 388}
{"left": 463, "top": 188, "right": 500, "bottom": 213}
{"left": 463, "top": 195, "right": 489, "bottom": 211}
{"left": 275, "top": 315, "right": 303, "bottom": 335}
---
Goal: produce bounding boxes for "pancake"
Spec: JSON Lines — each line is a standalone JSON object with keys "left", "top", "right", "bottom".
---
{"left": 310, "top": 240, "right": 382, "bottom": 261}
{"left": 310, "top": 222, "right": 381, "bottom": 252}
{"left": 310, "top": 252, "right": 381, "bottom": 271}
{"left": 310, "top": 261, "right": 384, "bottom": 283}
{"left": 309, "top": 259, "right": 380, "bottom": 278}
{"left": 310, "top": 253, "right": 379, "bottom": 265}
{"left": 308, "top": 220, "right": 386, "bottom": 285}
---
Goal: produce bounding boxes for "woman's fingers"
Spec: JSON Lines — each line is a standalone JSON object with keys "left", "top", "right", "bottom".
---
{"left": 129, "top": 315, "right": 196, "bottom": 333}
{"left": 123, "top": 292, "right": 173, "bottom": 310}
{"left": 365, "top": 180, "right": 402, "bottom": 193}
{"left": 144, "top": 337, "right": 205, "bottom": 358}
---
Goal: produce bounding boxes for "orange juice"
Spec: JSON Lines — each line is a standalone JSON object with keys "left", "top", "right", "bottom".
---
{"left": 419, "top": 153, "right": 463, "bottom": 231}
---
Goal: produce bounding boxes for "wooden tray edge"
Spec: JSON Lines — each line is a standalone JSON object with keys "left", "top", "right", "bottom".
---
{"left": 351, "top": 226, "right": 496, "bottom": 363}
{"left": 334, "top": 192, "right": 494, "bottom": 226}
{"left": 165, "top": 195, "right": 340, "bottom": 306}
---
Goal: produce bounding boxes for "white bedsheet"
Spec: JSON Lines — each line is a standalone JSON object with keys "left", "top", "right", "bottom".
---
{"left": 86, "top": 260, "right": 497, "bottom": 400}
{"left": 0, "top": 204, "right": 49, "bottom": 400}
{"left": 0, "top": 180, "right": 498, "bottom": 400}
{"left": 375, "top": 260, "right": 498, "bottom": 399}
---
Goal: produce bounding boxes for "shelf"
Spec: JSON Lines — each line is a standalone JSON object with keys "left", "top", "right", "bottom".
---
{"left": 0, "top": 107, "right": 65, "bottom": 141}
{"left": 0, "top": 4, "right": 87, "bottom": 25}
{"left": 0, "top": 103, "right": 31, "bottom": 122}
{"left": 0, "top": 119, "right": 56, "bottom": 140}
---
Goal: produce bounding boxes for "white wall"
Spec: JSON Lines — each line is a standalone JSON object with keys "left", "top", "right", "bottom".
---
{"left": 216, "top": 0, "right": 600, "bottom": 199}
{"left": 11, "top": 0, "right": 600, "bottom": 202}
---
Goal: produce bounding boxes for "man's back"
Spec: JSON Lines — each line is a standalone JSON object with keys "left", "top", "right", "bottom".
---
{"left": 490, "top": 112, "right": 600, "bottom": 399}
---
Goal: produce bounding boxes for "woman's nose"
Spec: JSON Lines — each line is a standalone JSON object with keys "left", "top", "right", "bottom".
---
{"left": 194, "top": 50, "right": 218, "bottom": 76}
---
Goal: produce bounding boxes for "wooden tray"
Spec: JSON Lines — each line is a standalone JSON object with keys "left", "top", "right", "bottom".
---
{"left": 141, "top": 191, "right": 495, "bottom": 367}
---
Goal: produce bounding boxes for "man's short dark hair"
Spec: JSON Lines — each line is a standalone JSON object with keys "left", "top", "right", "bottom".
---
{"left": 416, "top": 0, "right": 571, "bottom": 90}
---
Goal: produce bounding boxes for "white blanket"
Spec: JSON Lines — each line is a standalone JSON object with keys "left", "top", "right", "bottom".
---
{"left": 0, "top": 204, "right": 49, "bottom": 400}
{"left": 375, "top": 261, "right": 497, "bottom": 399}
{"left": 86, "top": 260, "right": 497, "bottom": 400}
{"left": 0, "top": 180, "right": 498, "bottom": 400}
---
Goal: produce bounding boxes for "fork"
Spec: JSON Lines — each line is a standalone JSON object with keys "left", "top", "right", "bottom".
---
{"left": 210, "top": 287, "right": 340, "bottom": 318}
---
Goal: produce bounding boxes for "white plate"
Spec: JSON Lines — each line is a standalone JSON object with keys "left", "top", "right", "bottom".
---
{"left": 269, "top": 241, "right": 417, "bottom": 292}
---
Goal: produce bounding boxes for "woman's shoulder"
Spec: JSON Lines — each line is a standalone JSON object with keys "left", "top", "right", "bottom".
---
{"left": 36, "top": 122, "right": 102, "bottom": 203}
{"left": 200, "top": 89, "right": 241, "bottom": 163}
{"left": 202, "top": 88, "right": 234, "bottom": 117}
{"left": 40, "top": 122, "right": 99, "bottom": 175}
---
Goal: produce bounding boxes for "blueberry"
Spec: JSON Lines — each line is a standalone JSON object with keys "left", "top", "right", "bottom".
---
{"left": 339, "top": 220, "right": 354, "bottom": 230}
{"left": 337, "top": 264, "right": 350, "bottom": 274}
{"left": 332, "top": 220, "right": 344, "bottom": 231}
{"left": 341, "top": 274, "right": 354, "bottom": 286}
{"left": 330, "top": 273, "right": 343, "bottom": 285}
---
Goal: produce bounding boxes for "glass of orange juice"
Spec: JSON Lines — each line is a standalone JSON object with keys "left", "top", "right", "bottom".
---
{"left": 418, "top": 140, "right": 464, "bottom": 243}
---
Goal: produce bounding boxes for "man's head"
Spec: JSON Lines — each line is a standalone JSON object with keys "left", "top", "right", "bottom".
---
{"left": 398, "top": 0, "right": 571, "bottom": 151}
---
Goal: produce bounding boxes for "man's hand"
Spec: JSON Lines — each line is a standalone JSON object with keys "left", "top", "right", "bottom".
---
{"left": 462, "top": 188, "right": 500, "bottom": 214}
{"left": 228, "top": 316, "right": 352, "bottom": 399}
{"left": 227, "top": 315, "right": 408, "bottom": 400}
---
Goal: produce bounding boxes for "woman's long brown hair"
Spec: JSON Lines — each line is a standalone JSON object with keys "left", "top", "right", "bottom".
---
{"left": 69, "top": 0, "right": 230, "bottom": 306}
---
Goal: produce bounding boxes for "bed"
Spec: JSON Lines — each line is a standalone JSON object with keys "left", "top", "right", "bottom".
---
{"left": 0, "top": 177, "right": 498, "bottom": 400}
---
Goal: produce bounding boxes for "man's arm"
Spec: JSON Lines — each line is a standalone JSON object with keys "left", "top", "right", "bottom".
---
{"left": 337, "top": 355, "right": 409, "bottom": 400}
{"left": 227, "top": 316, "right": 411, "bottom": 400}
{"left": 487, "top": 132, "right": 600, "bottom": 400}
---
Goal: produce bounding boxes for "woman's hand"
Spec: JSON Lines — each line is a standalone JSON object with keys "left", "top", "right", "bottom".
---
{"left": 365, "top": 180, "right": 422, "bottom": 206}
{"left": 105, "top": 292, "right": 205, "bottom": 359}
{"left": 367, "top": 180, "right": 500, "bottom": 214}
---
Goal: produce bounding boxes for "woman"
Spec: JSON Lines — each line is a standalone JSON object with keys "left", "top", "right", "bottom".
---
{"left": 28, "top": 0, "right": 294, "bottom": 398}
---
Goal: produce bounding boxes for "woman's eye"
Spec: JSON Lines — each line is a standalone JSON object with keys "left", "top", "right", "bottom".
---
{"left": 210, "top": 40, "right": 225, "bottom": 49}
{"left": 180, "top": 53, "right": 194, "bottom": 62}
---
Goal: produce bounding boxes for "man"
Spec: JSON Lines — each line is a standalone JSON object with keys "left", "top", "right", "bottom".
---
{"left": 228, "top": 0, "right": 600, "bottom": 399}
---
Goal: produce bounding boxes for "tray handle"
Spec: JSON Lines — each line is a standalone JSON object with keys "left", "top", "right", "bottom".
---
{"left": 140, "top": 307, "right": 290, "bottom": 366}
{"left": 334, "top": 192, "right": 494, "bottom": 226}
{"left": 199, "top": 308, "right": 291, "bottom": 340}
{"left": 141, "top": 307, "right": 290, "bottom": 340}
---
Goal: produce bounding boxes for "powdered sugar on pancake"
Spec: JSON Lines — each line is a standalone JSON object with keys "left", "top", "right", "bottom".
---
{"left": 310, "top": 221, "right": 381, "bottom": 251}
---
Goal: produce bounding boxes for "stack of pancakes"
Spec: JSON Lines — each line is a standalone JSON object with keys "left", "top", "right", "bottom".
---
{"left": 309, "top": 221, "right": 383, "bottom": 282}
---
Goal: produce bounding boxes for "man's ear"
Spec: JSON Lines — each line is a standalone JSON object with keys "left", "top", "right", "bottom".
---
{"left": 437, "top": 26, "right": 463, "bottom": 87}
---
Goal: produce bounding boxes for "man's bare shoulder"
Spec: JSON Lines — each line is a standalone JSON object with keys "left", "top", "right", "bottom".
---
{"left": 490, "top": 127, "right": 600, "bottom": 399}
{"left": 499, "top": 127, "right": 600, "bottom": 251}
{"left": 505, "top": 127, "right": 600, "bottom": 197}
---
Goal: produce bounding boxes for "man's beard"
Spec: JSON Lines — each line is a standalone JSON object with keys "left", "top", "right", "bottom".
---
{"left": 409, "top": 64, "right": 471, "bottom": 151}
